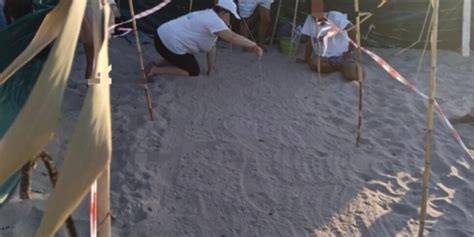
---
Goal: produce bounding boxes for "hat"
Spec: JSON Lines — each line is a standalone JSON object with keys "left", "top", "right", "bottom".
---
{"left": 216, "top": 0, "right": 241, "bottom": 19}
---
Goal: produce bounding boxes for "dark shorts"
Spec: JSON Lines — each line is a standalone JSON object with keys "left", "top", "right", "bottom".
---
{"left": 154, "top": 33, "right": 200, "bottom": 76}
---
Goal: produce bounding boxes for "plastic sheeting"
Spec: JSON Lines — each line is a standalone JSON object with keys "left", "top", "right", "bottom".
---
{"left": 0, "top": 6, "right": 51, "bottom": 205}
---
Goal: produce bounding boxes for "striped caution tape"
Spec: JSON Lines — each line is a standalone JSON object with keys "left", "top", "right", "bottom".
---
{"left": 112, "top": 28, "right": 133, "bottom": 38}
{"left": 350, "top": 40, "right": 474, "bottom": 159}
{"left": 108, "top": 0, "right": 171, "bottom": 36}
{"left": 90, "top": 181, "right": 97, "bottom": 237}
{"left": 320, "top": 17, "right": 473, "bottom": 159}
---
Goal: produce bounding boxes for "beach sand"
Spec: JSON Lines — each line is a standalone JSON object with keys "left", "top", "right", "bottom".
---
{"left": 1, "top": 36, "right": 473, "bottom": 237}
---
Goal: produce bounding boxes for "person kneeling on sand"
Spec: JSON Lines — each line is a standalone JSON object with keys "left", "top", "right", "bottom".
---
{"left": 146, "top": 0, "right": 263, "bottom": 78}
{"left": 297, "top": 11, "right": 359, "bottom": 81}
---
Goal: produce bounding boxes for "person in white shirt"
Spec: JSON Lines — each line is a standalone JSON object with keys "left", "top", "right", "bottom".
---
{"left": 146, "top": 0, "right": 263, "bottom": 78}
{"left": 298, "top": 6, "right": 359, "bottom": 81}
{"left": 238, "top": 0, "right": 273, "bottom": 51}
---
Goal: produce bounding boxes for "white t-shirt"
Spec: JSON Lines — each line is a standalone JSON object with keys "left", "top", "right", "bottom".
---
{"left": 301, "top": 11, "right": 350, "bottom": 58}
{"left": 158, "top": 9, "right": 229, "bottom": 55}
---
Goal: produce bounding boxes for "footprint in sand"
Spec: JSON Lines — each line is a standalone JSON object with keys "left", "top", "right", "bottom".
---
{"left": 183, "top": 121, "right": 216, "bottom": 143}
{"left": 239, "top": 156, "right": 275, "bottom": 214}
{"left": 222, "top": 116, "right": 258, "bottom": 147}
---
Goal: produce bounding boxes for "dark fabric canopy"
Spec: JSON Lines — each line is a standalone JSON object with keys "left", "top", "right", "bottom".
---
{"left": 118, "top": 0, "right": 473, "bottom": 49}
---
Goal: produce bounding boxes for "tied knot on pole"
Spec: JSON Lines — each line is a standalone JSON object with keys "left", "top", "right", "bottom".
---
{"left": 87, "top": 65, "right": 112, "bottom": 86}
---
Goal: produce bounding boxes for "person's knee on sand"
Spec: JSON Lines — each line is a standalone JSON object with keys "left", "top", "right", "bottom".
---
{"left": 146, "top": 64, "right": 190, "bottom": 78}
{"left": 341, "top": 61, "right": 359, "bottom": 81}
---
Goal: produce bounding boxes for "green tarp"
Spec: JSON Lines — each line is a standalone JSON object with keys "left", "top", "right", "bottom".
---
{"left": 0, "top": 7, "right": 51, "bottom": 206}
{"left": 322, "top": 0, "right": 472, "bottom": 49}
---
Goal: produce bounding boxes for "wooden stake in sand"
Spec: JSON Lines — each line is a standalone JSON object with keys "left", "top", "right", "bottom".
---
{"left": 129, "top": 0, "right": 155, "bottom": 121}
{"left": 418, "top": 0, "right": 439, "bottom": 236}
{"left": 462, "top": 0, "right": 471, "bottom": 56}
{"left": 269, "top": 0, "right": 282, "bottom": 46}
{"left": 313, "top": 0, "right": 324, "bottom": 85}
{"left": 288, "top": 0, "right": 300, "bottom": 58}
{"left": 355, "top": 0, "right": 364, "bottom": 146}
{"left": 316, "top": 40, "right": 321, "bottom": 85}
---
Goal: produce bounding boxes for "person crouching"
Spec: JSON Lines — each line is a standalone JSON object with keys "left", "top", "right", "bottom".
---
{"left": 146, "top": 0, "right": 263, "bottom": 78}
{"left": 298, "top": 10, "right": 360, "bottom": 81}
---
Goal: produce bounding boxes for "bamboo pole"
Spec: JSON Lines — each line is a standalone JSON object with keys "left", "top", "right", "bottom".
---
{"left": 313, "top": 0, "right": 323, "bottom": 85}
{"left": 129, "top": 0, "right": 155, "bottom": 121}
{"left": 418, "top": 0, "right": 439, "bottom": 236}
{"left": 462, "top": 0, "right": 471, "bottom": 56}
{"left": 317, "top": 41, "right": 321, "bottom": 85}
{"left": 189, "top": 0, "right": 193, "bottom": 12}
{"left": 355, "top": 0, "right": 364, "bottom": 146}
{"left": 289, "top": 0, "right": 300, "bottom": 58}
{"left": 269, "top": 0, "right": 282, "bottom": 46}
{"left": 97, "top": 166, "right": 111, "bottom": 236}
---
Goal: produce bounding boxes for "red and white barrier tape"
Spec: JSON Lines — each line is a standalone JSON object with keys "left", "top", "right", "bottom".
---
{"left": 319, "top": 17, "right": 472, "bottom": 159}
{"left": 108, "top": 0, "right": 171, "bottom": 33}
{"left": 350, "top": 40, "right": 473, "bottom": 159}
{"left": 90, "top": 181, "right": 97, "bottom": 237}
{"left": 112, "top": 28, "right": 133, "bottom": 38}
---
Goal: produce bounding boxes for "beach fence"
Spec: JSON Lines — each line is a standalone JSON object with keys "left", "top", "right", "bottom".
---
{"left": 279, "top": 0, "right": 472, "bottom": 50}
{"left": 277, "top": 0, "right": 473, "bottom": 236}
{"left": 1, "top": 0, "right": 472, "bottom": 236}
{"left": 113, "top": 0, "right": 472, "bottom": 53}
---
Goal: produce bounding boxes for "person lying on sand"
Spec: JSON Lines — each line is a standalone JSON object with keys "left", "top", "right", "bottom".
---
{"left": 237, "top": 0, "right": 273, "bottom": 51}
{"left": 146, "top": 0, "right": 263, "bottom": 78}
{"left": 297, "top": 10, "right": 360, "bottom": 81}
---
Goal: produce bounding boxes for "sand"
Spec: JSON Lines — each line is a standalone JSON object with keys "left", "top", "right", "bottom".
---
{"left": 1, "top": 35, "right": 473, "bottom": 237}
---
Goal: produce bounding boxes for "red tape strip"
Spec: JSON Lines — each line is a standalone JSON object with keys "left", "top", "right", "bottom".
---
{"left": 321, "top": 17, "right": 472, "bottom": 159}
{"left": 350, "top": 40, "right": 473, "bottom": 159}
